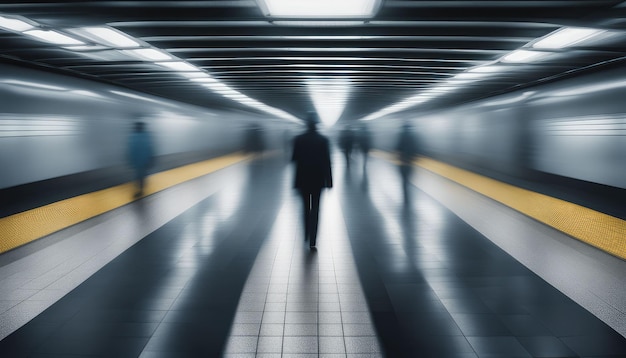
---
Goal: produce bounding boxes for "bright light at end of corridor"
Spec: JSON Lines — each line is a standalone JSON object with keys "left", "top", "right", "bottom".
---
{"left": 308, "top": 77, "right": 350, "bottom": 127}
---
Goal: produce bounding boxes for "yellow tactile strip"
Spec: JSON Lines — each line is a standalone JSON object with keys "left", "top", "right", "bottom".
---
{"left": 374, "top": 151, "right": 626, "bottom": 260}
{"left": 0, "top": 152, "right": 251, "bottom": 254}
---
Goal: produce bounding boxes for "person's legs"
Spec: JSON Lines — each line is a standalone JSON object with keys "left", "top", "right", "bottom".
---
{"left": 309, "top": 190, "right": 322, "bottom": 247}
{"left": 135, "top": 167, "right": 147, "bottom": 197}
{"left": 300, "top": 190, "right": 312, "bottom": 241}
{"left": 362, "top": 150, "right": 368, "bottom": 172}
{"left": 400, "top": 164, "right": 412, "bottom": 203}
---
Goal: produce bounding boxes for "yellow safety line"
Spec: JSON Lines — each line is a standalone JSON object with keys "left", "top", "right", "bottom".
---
{"left": 374, "top": 151, "right": 626, "bottom": 260}
{"left": 0, "top": 152, "right": 252, "bottom": 254}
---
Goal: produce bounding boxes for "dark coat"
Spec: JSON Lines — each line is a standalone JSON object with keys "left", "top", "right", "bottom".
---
{"left": 292, "top": 129, "right": 333, "bottom": 192}
{"left": 396, "top": 130, "right": 419, "bottom": 164}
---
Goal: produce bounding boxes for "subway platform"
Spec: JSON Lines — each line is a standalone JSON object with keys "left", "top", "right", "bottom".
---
{"left": 0, "top": 151, "right": 625, "bottom": 357}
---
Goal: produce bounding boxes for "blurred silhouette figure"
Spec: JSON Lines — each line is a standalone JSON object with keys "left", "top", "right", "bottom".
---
{"left": 356, "top": 123, "right": 372, "bottom": 173}
{"left": 127, "top": 121, "right": 155, "bottom": 198}
{"left": 396, "top": 123, "right": 419, "bottom": 204}
{"left": 338, "top": 125, "right": 355, "bottom": 169}
{"left": 292, "top": 113, "right": 333, "bottom": 248}
{"left": 243, "top": 124, "right": 265, "bottom": 154}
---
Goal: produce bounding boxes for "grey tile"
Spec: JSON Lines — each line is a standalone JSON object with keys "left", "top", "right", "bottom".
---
{"left": 234, "top": 311, "right": 263, "bottom": 324}
{"left": 259, "top": 323, "right": 284, "bottom": 336}
{"left": 285, "top": 312, "right": 317, "bottom": 324}
{"left": 319, "top": 311, "right": 342, "bottom": 324}
{"left": 341, "top": 312, "right": 372, "bottom": 324}
{"left": 263, "top": 302, "right": 286, "bottom": 311}
{"left": 284, "top": 323, "right": 317, "bottom": 336}
{"left": 319, "top": 324, "right": 344, "bottom": 336}
{"left": 283, "top": 336, "right": 318, "bottom": 354}
{"left": 257, "top": 336, "right": 283, "bottom": 353}
{"left": 320, "top": 336, "right": 347, "bottom": 354}
{"left": 467, "top": 336, "right": 531, "bottom": 357}
{"left": 262, "top": 311, "right": 286, "bottom": 324}
{"left": 344, "top": 336, "right": 382, "bottom": 354}
{"left": 343, "top": 324, "right": 377, "bottom": 336}
{"left": 224, "top": 335, "right": 259, "bottom": 353}
{"left": 229, "top": 323, "right": 261, "bottom": 336}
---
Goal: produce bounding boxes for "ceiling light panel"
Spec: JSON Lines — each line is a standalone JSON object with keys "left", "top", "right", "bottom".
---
{"left": 468, "top": 65, "right": 507, "bottom": 73}
{"left": 81, "top": 27, "right": 141, "bottom": 48}
{"left": 257, "top": 0, "right": 381, "bottom": 18}
{"left": 0, "top": 15, "right": 34, "bottom": 32}
{"left": 157, "top": 61, "right": 201, "bottom": 72}
{"left": 532, "top": 27, "right": 606, "bottom": 49}
{"left": 501, "top": 49, "right": 548, "bottom": 63}
{"left": 23, "top": 29, "right": 85, "bottom": 45}
{"left": 271, "top": 21, "right": 365, "bottom": 26}
{"left": 124, "top": 48, "right": 173, "bottom": 61}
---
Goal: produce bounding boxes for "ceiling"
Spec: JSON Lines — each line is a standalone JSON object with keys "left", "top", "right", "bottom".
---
{"left": 1, "top": 0, "right": 626, "bottom": 124}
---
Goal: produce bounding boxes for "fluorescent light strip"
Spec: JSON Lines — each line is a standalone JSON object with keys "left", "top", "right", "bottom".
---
{"left": 501, "top": 49, "right": 548, "bottom": 63}
{"left": 157, "top": 61, "right": 200, "bottom": 72}
{"left": 110, "top": 90, "right": 162, "bottom": 104}
{"left": 63, "top": 44, "right": 109, "bottom": 51}
{"left": 24, "top": 29, "right": 85, "bottom": 45}
{"left": 532, "top": 27, "right": 606, "bottom": 49}
{"left": 468, "top": 65, "right": 507, "bottom": 73}
{"left": 1, "top": 79, "right": 67, "bottom": 91}
{"left": 190, "top": 77, "right": 219, "bottom": 83}
{"left": 453, "top": 72, "right": 485, "bottom": 80}
{"left": 179, "top": 72, "right": 212, "bottom": 79}
{"left": 271, "top": 21, "right": 365, "bottom": 26}
{"left": 0, "top": 15, "right": 34, "bottom": 32}
{"left": 82, "top": 27, "right": 140, "bottom": 48}
{"left": 258, "top": 0, "right": 381, "bottom": 17}
{"left": 124, "top": 48, "right": 173, "bottom": 61}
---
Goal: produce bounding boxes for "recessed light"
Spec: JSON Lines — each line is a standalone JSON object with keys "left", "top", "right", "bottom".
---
{"left": 257, "top": 0, "right": 381, "bottom": 18}
{"left": 532, "top": 27, "right": 605, "bottom": 49}
{"left": 23, "top": 29, "right": 85, "bottom": 45}
{"left": 501, "top": 50, "right": 548, "bottom": 63}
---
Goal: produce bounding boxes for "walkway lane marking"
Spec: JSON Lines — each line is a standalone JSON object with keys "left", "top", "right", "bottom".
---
{"left": 0, "top": 152, "right": 251, "bottom": 254}
{"left": 373, "top": 151, "right": 626, "bottom": 260}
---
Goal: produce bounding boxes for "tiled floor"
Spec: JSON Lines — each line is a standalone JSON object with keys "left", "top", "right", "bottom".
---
{"left": 223, "top": 173, "right": 382, "bottom": 356}
{"left": 0, "top": 152, "right": 625, "bottom": 357}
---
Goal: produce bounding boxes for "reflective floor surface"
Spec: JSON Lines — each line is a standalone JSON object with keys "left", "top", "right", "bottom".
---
{"left": 0, "top": 152, "right": 625, "bottom": 357}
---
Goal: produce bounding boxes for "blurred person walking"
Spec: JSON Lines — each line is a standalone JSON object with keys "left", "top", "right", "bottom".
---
{"left": 338, "top": 125, "right": 355, "bottom": 169}
{"left": 292, "top": 113, "right": 333, "bottom": 248}
{"left": 127, "top": 121, "right": 155, "bottom": 198}
{"left": 396, "top": 123, "right": 419, "bottom": 204}
{"left": 243, "top": 124, "right": 265, "bottom": 154}
{"left": 356, "top": 123, "right": 372, "bottom": 172}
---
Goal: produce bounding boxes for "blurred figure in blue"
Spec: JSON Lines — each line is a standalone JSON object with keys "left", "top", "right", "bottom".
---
{"left": 127, "top": 121, "right": 155, "bottom": 198}
{"left": 396, "top": 123, "right": 419, "bottom": 204}
{"left": 292, "top": 112, "right": 333, "bottom": 248}
{"left": 338, "top": 125, "right": 355, "bottom": 169}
